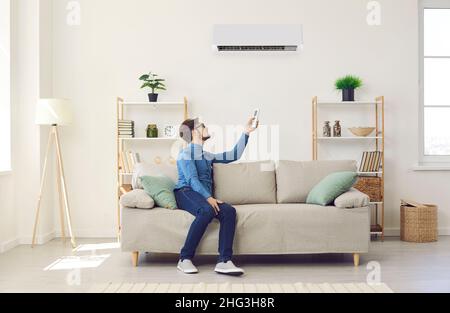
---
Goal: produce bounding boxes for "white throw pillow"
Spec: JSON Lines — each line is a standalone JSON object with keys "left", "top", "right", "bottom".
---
{"left": 120, "top": 189, "right": 155, "bottom": 209}
{"left": 334, "top": 188, "right": 370, "bottom": 209}
{"left": 132, "top": 162, "right": 178, "bottom": 189}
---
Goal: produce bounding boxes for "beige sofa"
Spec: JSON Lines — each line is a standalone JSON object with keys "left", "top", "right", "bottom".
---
{"left": 121, "top": 160, "right": 370, "bottom": 267}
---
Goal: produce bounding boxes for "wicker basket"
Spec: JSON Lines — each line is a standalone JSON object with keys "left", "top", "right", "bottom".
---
{"left": 354, "top": 177, "right": 383, "bottom": 202}
{"left": 400, "top": 200, "right": 438, "bottom": 243}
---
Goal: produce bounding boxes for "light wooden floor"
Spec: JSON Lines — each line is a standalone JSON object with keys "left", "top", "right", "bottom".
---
{"left": 0, "top": 237, "right": 449, "bottom": 293}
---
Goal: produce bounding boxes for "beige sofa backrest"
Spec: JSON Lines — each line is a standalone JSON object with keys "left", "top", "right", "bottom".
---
{"left": 276, "top": 160, "right": 357, "bottom": 204}
{"left": 213, "top": 161, "right": 277, "bottom": 205}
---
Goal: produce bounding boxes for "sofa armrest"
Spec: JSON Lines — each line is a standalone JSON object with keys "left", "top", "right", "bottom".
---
{"left": 334, "top": 188, "right": 370, "bottom": 209}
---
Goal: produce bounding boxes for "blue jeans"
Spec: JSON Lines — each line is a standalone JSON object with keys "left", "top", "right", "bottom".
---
{"left": 174, "top": 187, "right": 237, "bottom": 263}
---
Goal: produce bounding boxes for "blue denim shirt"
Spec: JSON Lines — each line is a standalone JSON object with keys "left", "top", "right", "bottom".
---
{"left": 174, "top": 133, "right": 249, "bottom": 198}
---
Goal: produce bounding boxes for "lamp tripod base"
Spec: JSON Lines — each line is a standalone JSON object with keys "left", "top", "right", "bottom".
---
{"left": 32, "top": 125, "right": 76, "bottom": 249}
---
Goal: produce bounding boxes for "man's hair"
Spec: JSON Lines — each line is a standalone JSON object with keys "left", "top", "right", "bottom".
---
{"left": 179, "top": 118, "right": 198, "bottom": 143}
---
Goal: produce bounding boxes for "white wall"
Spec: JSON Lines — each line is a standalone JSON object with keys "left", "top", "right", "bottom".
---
{"left": 18, "top": 0, "right": 440, "bottom": 237}
{"left": 0, "top": 174, "right": 16, "bottom": 253}
{"left": 0, "top": 0, "right": 57, "bottom": 252}
{"left": 0, "top": 0, "right": 16, "bottom": 252}
{"left": 0, "top": 0, "right": 11, "bottom": 172}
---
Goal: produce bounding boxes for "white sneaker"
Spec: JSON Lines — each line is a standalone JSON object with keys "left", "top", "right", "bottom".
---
{"left": 177, "top": 259, "right": 199, "bottom": 274}
{"left": 214, "top": 261, "right": 245, "bottom": 276}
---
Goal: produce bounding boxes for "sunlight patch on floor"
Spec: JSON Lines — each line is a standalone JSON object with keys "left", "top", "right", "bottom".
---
{"left": 44, "top": 255, "right": 111, "bottom": 271}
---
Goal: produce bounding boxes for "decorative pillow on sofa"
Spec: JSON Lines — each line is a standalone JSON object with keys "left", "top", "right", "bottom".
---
{"left": 140, "top": 175, "right": 178, "bottom": 210}
{"left": 132, "top": 162, "right": 178, "bottom": 190}
{"left": 306, "top": 171, "right": 357, "bottom": 206}
{"left": 334, "top": 188, "right": 370, "bottom": 209}
{"left": 276, "top": 160, "right": 357, "bottom": 204}
{"left": 120, "top": 189, "right": 155, "bottom": 209}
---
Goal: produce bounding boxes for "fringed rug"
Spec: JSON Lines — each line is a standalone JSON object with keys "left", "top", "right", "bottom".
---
{"left": 89, "top": 282, "right": 394, "bottom": 293}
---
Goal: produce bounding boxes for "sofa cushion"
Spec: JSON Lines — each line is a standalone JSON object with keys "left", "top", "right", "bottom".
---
{"left": 121, "top": 203, "right": 370, "bottom": 255}
{"left": 276, "top": 160, "right": 357, "bottom": 204}
{"left": 306, "top": 172, "right": 358, "bottom": 206}
{"left": 213, "top": 161, "right": 277, "bottom": 205}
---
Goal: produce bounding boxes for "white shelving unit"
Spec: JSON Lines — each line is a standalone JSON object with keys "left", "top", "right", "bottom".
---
{"left": 122, "top": 101, "right": 185, "bottom": 106}
{"left": 119, "top": 137, "right": 180, "bottom": 142}
{"left": 317, "top": 136, "right": 383, "bottom": 140}
{"left": 312, "top": 96, "right": 385, "bottom": 240}
{"left": 115, "top": 96, "right": 189, "bottom": 239}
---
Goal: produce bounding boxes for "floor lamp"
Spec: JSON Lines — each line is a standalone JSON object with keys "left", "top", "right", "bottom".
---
{"left": 32, "top": 99, "right": 76, "bottom": 248}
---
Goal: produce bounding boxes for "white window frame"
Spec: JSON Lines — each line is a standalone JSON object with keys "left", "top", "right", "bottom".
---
{"left": 419, "top": 0, "right": 450, "bottom": 166}
{"left": 0, "top": 0, "right": 11, "bottom": 174}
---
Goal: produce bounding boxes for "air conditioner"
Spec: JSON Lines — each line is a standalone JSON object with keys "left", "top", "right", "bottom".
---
{"left": 212, "top": 24, "right": 303, "bottom": 52}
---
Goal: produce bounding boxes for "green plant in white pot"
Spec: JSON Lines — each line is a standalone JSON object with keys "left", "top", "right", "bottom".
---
{"left": 139, "top": 72, "right": 167, "bottom": 102}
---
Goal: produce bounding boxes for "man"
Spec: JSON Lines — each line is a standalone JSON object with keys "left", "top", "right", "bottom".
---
{"left": 174, "top": 117, "right": 258, "bottom": 276}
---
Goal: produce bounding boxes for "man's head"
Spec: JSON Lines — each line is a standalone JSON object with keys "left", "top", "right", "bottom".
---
{"left": 179, "top": 118, "right": 211, "bottom": 144}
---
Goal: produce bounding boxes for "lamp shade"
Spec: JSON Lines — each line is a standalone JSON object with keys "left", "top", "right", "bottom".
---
{"left": 36, "top": 98, "right": 73, "bottom": 126}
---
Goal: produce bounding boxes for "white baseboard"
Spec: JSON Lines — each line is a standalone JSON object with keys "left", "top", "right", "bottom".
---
{"left": 383, "top": 227, "right": 450, "bottom": 237}
{"left": 19, "top": 231, "right": 56, "bottom": 245}
{"left": 54, "top": 229, "right": 116, "bottom": 239}
{"left": 0, "top": 238, "right": 20, "bottom": 254}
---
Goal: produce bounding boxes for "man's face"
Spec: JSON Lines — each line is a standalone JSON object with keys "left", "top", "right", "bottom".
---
{"left": 195, "top": 123, "right": 211, "bottom": 142}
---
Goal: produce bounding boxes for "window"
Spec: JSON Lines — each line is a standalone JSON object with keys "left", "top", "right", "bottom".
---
{"left": 420, "top": 0, "right": 450, "bottom": 164}
{"left": 0, "top": 0, "right": 11, "bottom": 172}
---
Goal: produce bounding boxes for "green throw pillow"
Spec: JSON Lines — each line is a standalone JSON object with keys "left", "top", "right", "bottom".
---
{"left": 306, "top": 172, "right": 357, "bottom": 206}
{"left": 140, "top": 175, "right": 177, "bottom": 210}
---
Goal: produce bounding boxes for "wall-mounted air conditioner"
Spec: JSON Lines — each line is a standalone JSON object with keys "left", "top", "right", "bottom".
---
{"left": 212, "top": 24, "right": 303, "bottom": 52}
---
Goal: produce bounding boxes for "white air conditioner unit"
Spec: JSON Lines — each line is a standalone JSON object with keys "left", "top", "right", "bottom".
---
{"left": 212, "top": 24, "right": 303, "bottom": 52}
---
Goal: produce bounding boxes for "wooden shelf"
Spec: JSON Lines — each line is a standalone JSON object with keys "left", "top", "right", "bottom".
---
{"left": 371, "top": 224, "right": 383, "bottom": 235}
{"left": 116, "top": 97, "right": 189, "bottom": 241}
{"left": 358, "top": 172, "right": 383, "bottom": 175}
{"left": 122, "top": 101, "right": 185, "bottom": 106}
{"left": 313, "top": 96, "right": 385, "bottom": 241}
{"left": 317, "top": 136, "right": 382, "bottom": 140}
{"left": 317, "top": 100, "right": 378, "bottom": 105}
{"left": 119, "top": 137, "right": 179, "bottom": 142}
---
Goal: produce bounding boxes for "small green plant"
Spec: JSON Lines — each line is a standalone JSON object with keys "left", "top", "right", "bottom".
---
{"left": 139, "top": 72, "right": 167, "bottom": 94}
{"left": 335, "top": 75, "right": 363, "bottom": 90}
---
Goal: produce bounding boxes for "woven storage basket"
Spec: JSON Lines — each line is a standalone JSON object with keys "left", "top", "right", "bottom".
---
{"left": 354, "top": 177, "right": 383, "bottom": 202}
{"left": 400, "top": 200, "right": 438, "bottom": 243}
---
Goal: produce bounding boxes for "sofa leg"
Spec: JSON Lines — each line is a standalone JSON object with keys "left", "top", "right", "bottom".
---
{"left": 131, "top": 251, "right": 139, "bottom": 267}
{"left": 353, "top": 253, "right": 360, "bottom": 267}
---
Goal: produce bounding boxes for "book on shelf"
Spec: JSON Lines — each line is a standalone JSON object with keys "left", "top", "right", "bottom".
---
{"left": 359, "top": 151, "right": 382, "bottom": 173}
{"left": 119, "top": 151, "right": 142, "bottom": 174}
{"left": 120, "top": 151, "right": 129, "bottom": 173}
{"left": 118, "top": 119, "right": 135, "bottom": 138}
{"left": 127, "top": 151, "right": 136, "bottom": 172}
{"left": 118, "top": 119, "right": 134, "bottom": 124}
{"left": 118, "top": 131, "right": 134, "bottom": 135}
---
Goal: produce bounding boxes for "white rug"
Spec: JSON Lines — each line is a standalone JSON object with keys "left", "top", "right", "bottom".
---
{"left": 89, "top": 282, "right": 394, "bottom": 293}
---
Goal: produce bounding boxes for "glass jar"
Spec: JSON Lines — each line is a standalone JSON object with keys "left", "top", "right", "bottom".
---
{"left": 147, "top": 124, "right": 158, "bottom": 138}
{"left": 323, "top": 121, "right": 331, "bottom": 137}
{"left": 333, "top": 120, "right": 342, "bottom": 137}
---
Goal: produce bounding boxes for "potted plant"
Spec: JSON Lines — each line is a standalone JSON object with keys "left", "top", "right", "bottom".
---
{"left": 139, "top": 72, "right": 167, "bottom": 102}
{"left": 335, "top": 75, "right": 363, "bottom": 102}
